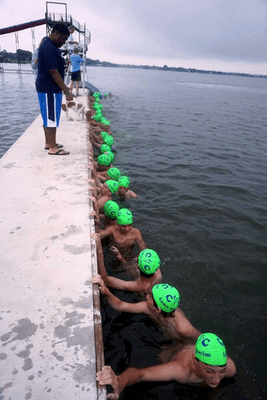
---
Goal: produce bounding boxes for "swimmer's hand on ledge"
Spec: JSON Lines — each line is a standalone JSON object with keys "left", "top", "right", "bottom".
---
{"left": 89, "top": 196, "right": 96, "bottom": 202}
{"left": 96, "top": 365, "right": 121, "bottom": 400}
{"left": 91, "top": 274, "right": 109, "bottom": 296}
{"left": 88, "top": 186, "right": 97, "bottom": 196}
{"left": 87, "top": 163, "right": 94, "bottom": 170}
{"left": 90, "top": 232, "right": 100, "bottom": 241}
{"left": 110, "top": 246, "right": 123, "bottom": 261}
{"left": 86, "top": 178, "right": 95, "bottom": 184}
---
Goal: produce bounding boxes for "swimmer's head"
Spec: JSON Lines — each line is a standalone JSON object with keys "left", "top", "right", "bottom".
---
{"left": 102, "top": 120, "right": 111, "bottom": 126}
{"left": 118, "top": 175, "right": 130, "bottom": 188}
{"left": 195, "top": 333, "right": 227, "bottom": 367}
{"left": 103, "top": 200, "right": 120, "bottom": 219}
{"left": 100, "top": 144, "right": 111, "bottom": 154}
{"left": 116, "top": 209, "right": 133, "bottom": 225}
{"left": 100, "top": 131, "right": 109, "bottom": 140}
{"left": 104, "top": 150, "right": 115, "bottom": 162}
{"left": 105, "top": 180, "right": 119, "bottom": 194}
{"left": 97, "top": 154, "right": 111, "bottom": 166}
{"left": 103, "top": 135, "right": 113, "bottom": 147}
{"left": 107, "top": 167, "right": 121, "bottom": 181}
{"left": 152, "top": 283, "right": 180, "bottom": 313}
{"left": 138, "top": 249, "right": 161, "bottom": 275}
{"left": 93, "top": 114, "right": 101, "bottom": 122}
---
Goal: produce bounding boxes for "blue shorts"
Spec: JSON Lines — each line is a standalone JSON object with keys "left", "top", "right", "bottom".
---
{"left": 38, "top": 92, "right": 62, "bottom": 128}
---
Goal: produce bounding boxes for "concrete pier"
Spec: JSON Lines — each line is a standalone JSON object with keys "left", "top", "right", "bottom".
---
{"left": 0, "top": 94, "right": 106, "bottom": 399}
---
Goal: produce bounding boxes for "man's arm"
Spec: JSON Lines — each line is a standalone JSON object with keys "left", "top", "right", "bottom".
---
{"left": 49, "top": 69, "right": 73, "bottom": 100}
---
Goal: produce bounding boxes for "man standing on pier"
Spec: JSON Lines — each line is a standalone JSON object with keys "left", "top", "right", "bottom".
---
{"left": 36, "top": 23, "right": 73, "bottom": 155}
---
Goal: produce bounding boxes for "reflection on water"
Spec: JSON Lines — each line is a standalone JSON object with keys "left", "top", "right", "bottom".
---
{"left": 1, "top": 65, "right": 267, "bottom": 398}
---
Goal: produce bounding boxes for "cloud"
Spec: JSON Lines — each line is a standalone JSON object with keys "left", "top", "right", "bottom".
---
{"left": 1, "top": 0, "right": 267, "bottom": 73}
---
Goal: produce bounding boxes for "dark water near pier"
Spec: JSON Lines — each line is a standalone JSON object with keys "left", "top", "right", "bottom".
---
{"left": 1, "top": 65, "right": 267, "bottom": 399}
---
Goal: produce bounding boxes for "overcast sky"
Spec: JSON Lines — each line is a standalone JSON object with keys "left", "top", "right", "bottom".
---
{"left": 1, "top": 0, "right": 267, "bottom": 74}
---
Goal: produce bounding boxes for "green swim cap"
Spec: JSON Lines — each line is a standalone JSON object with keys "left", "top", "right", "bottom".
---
{"left": 93, "top": 103, "right": 101, "bottom": 110}
{"left": 103, "top": 200, "right": 120, "bottom": 219}
{"left": 101, "top": 131, "right": 109, "bottom": 140}
{"left": 107, "top": 167, "right": 121, "bottom": 180}
{"left": 195, "top": 333, "right": 227, "bottom": 366}
{"left": 138, "top": 249, "right": 161, "bottom": 274}
{"left": 116, "top": 209, "right": 133, "bottom": 225}
{"left": 100, "top": 144, "right": 111, "bottom": 154}
{"left": 102, "top": 120, "right": 111, "bottom": 126}
{"left": 118, "top": 175, "right": 130, "bottom": 188}
{"left": 105, "top": 150, "right": 115, "bottom": 162}
{"left": 97, "top": 154, "right": 111, "bottom": 166}
{"left": 152, "top": 284, "right": 180, "bottom": 313}
{"left": 93, "top": 114, "right": 102, "bottom": 122}
{"left": 104, "top": 135, "right": 114, "bottom": 147}
{"left": 105, "top": 180, "right": 119, "bottom": 194}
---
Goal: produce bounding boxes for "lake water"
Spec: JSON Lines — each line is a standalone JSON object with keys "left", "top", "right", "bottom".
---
{"left": 1, "top": 64, "right": 267, "bottom": 399}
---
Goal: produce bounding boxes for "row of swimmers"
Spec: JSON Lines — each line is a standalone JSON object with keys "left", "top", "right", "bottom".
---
{"left": 86, "top": 92, "right": 237, "bottom": 399}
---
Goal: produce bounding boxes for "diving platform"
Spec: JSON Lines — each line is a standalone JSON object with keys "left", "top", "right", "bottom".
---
{"left": 0, "top": 94, "right": 106, "bottom": 399}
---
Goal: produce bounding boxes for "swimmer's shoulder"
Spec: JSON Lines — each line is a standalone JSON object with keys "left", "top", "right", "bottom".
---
{"left": 126, "top": 190, "right": 138, "bottom": 199}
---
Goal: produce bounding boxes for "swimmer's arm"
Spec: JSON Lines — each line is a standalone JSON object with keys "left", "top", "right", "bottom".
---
{"left": 97, "top": 362, "right": 188, "bottom": 399}
{"left": 137, "top": 239, "right": 147, "bottom": 252}
{"left": 134, "top": 230, "right": 147, "bottom": 251}
{"left": 110, "top": 246, "right": 126, "bottom": 263}
{"left": 92, "top": 274, "right": 147, "bottom": 314}
{"left": 97, "top": 196, "right": 110, "bottom": 211}
{"left": 175, "top": 312, "right": 201, "bottom": 340}
{"left": 95, "top": 235, "right": 108, "bottom": 281}
{"left": 105, "top": 276, "right": 143, "bottom": 292}
{"left": 152, "top": 270, "right": 163, "bottom": 285}
{"left": 126, "top": 190, "right": 138, "bottom": 198}
{"left": 99, "top": 225, "right": 114, "bottom": 239}
{"left": 225, "top": 357, "right": 237, "bottom": 378}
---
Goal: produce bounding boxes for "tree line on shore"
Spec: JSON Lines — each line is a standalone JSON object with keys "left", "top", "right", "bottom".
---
{"left": 0, "top": 49, "right": 266, "bottom": 79}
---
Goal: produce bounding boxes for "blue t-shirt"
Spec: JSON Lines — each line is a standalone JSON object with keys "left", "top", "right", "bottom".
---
{"left": 36, "top": 37, "right": 65, "bottom": 94}
{"left": 70, "top": 54, "right": 84, "bottom": 73}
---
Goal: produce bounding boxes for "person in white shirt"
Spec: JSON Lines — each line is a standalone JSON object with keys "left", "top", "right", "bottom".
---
{"left": 66, "top": 26, "right": 78, "bottom": 54}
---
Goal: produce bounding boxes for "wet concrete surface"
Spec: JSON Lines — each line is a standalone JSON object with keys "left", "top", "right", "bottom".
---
{"left": 0, "top": 95, "right": 103, "bottom": 399}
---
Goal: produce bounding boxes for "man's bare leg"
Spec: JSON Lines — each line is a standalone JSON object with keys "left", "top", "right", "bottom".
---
{"left": 44, "top": 127, "right": 57, "bottom": 150}
{"left": 44, "top": 127, "right": 69, "bottom": 155}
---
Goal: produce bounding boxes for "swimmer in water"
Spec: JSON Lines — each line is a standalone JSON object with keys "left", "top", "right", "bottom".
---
{"left": 91, "top": 199, "right": 120, "bottom": 231}
{"left": 96, "top": 332, "right": 236, "bottom": 399}
{"left": 117, "top": 175, "right": 138, "bottom": 200}
{"left": 92, "top": 209, "right": 146, "bottom": 255}
{"left": 94, "top": 236, "right": 162, "bottom": 292}
{"left": 95, "top": 167, "right": 121, "bottom": 191}
{"left": 100, "top": 200, "right": 120, "bottom": 228}
{"left": 91, "top": 277, "right": 200, "bottom": 340}
{"left": 95, "top": 180, "right": 119, "bottom": 210}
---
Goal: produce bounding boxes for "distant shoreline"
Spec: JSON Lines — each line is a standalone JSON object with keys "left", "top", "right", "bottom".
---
{"left": 1, "top": 52, "right": 266, "bottom": 79}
